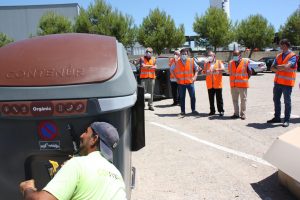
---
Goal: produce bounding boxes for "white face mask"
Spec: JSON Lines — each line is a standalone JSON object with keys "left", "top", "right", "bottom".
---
{"left": 145, "top": 52, "right": 152, "bottom": 57}
{"left": 181, "top": 55, "right": 187, "bottom": 61}
{"left": 207, "top": 56, "right": 214, "bottom": 62}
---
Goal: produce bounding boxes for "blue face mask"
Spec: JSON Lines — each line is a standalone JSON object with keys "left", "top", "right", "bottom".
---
{"left": 233, "top": 56, "right": 239, "bottom": 61}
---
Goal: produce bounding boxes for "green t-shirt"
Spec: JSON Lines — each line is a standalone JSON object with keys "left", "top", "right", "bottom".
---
{"left": 43, "top": 151, "right": 127, "bottom": 200}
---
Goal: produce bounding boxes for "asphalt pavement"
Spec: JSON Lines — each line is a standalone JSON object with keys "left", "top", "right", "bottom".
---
{"left": 131, "top": 72, "right": 300, "bottom": 200}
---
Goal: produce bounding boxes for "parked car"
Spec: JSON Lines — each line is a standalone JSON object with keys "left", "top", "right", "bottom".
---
{"left": 249, "top": 59, "right": 267, "bottom": 74}
{"left": 258, "top": 56, "right": 275, "bottom": 71}
{"left": 223, "top": 59, "right": 267, "bottom": 75}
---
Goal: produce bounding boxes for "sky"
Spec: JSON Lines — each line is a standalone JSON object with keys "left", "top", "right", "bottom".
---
{"left": 0, "top": 0, "right": 299, "bottom": 35}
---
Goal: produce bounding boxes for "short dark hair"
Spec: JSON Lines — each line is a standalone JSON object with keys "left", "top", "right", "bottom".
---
{"left": 279, "top": 39, "right": 291, "bottom": 48}
{"left": 180, "top": 48, "right": 189, "bottom": 54}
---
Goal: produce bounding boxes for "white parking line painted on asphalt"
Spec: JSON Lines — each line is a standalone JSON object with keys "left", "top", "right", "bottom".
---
{"left": 268, "top": 112, "right": 300, "bottom": 118}
{"left": 150, "top": 122, "right": 274, "bottom": 167}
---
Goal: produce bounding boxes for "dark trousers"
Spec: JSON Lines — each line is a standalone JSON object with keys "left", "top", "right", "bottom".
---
{"left": 171, "top": 81, "right": 179, "bottom": 104}
{"left": 273, "top": 83, "right": 292, "bottom": 122}
{"left": 178, "top": 84, "right": 196, "bottom": 113}
{"left": 208, "top": 88, "right": 224, "bottom": 113}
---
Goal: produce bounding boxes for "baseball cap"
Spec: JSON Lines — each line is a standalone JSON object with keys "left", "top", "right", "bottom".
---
{"left": 90, "top": 122, "right": 119, "bottom": 162}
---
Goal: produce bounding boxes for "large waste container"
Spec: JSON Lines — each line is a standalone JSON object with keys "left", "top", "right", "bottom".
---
{"left": 0, "top": 33, "right": 145, "bottom": 199}
{"left": 154, "top": 57, "right": 172, "bottom": 100}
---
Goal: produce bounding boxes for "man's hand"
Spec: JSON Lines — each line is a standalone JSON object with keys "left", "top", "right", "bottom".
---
{"left": 20, "top": 179, "right": 58, "bottom": 200}
{"left": 277, "top": 66, "right": 286, "bottom": 71}
{"left": 192, "top": 76, "right": 197, "bottom": 82}
{"left": 144, "top": 64, "right": 153, "bottom": 68}
{"left": 276, "top": 63, "right": 292, "bottom": 71}
{"left": 20, "top": 180, "right": 37, "bottom": 196}
{"left": 271, "top": 65, "right": 278, "bottom": 72}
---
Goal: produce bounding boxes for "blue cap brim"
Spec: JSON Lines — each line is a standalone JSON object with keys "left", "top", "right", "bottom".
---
{"left": 100, "top": 140, "right": 113, "bottom": 163}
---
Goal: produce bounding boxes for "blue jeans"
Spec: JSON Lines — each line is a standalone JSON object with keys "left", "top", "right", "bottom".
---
{"left": 178, "top": 84, "right": 196, "bottom": 113}
{"left": 273, "top": 83, "right": 293, "bottom": 122}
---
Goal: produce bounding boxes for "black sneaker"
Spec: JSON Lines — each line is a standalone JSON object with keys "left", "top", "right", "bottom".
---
{"left": 192, "top": 110, "right": 199, "bottom": 115}
{"left": 230, "top": 115, "right": 239, "bottom": 119}
{"left": 149, "top": 106, "right": 154, "bottom": 111}
{"left": 282, "top": 121, "right": 289, "bottom": 127}
{"left": 267, "top": 118, "right": 281, "bottom": 123}
{"left": 208, "top": 112, "right": 215, "bottom": 116}
{"left": 219, "top": 112, "right": 224, "bottom": 116}
{"left": 179, "top": 112, "right": 186, "bottom": 117}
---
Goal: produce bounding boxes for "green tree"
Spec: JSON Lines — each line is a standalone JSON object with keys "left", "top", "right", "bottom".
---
{"left": 0, "top": 32, "right": 14, "bottom": 47}
{"left": 74, "top": 0, "right": 136, "bottom": 47}
{"left": 236, "top": 14, "right": 275, "bottom": 58}
{"left": 278, "top": 9, "right": 300, "bottom": 46}
{"left": 137, "top": 8, "right": 185, "bottom": 55}
{"left": 37, "top": 12, "right": 73, "bottom": 35}
{"left": 193, "top": 7, "right": 232, "bottom": 51}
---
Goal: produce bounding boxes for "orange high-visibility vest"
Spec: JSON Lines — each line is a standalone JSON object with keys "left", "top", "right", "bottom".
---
{"left": 274, "top": 52, "right": 296, "bottom": 87}
{"left": 169, "top": 57, "right": 176, "bottom": 80}
{"left": 173, "top": 58, "right": 195, "bottom": 85}
{"left": 228, "top": 59, "right": 249, "bottom": 88}
{"left": 140, "top": 57, "right": 156, "bottom": 79}
{"left": 203, "top": 60, "right": 223, "bottom": 89}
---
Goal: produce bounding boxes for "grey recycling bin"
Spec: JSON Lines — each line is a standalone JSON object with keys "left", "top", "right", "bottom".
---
{"left": 154, "top": 57, "right": 172, "bottom": 100}
{"left": 0, "top": 33, "right": 145, "bottom": 199}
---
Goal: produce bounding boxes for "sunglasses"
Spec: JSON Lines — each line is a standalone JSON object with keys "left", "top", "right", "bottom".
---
{"left": 146, "top": 51, "right": 152, "bottom": 53}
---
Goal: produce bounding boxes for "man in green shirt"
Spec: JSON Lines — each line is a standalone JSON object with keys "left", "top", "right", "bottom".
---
{"left": 20, "top": 122, "right": 127, "bottom": 200}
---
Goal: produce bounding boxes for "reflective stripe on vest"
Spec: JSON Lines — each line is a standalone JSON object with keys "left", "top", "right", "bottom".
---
{"left": 174, "top": 58, "right": 194, "bottom": 85}
{"left": 274, "top": 52, "right": 296, "bottom": 87}
{"left": 204, "top": 60, "right": 223, "bottom": 89}
{"left": 140, "top": 57, "right": 156, "bottom": 79}
{"left": 228, "top": 59, "right": 249, "bottom": 88}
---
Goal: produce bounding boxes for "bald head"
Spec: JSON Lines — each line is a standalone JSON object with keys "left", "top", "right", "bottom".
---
{"left": 233, "top": 50, "right": 241, "bottom": 56}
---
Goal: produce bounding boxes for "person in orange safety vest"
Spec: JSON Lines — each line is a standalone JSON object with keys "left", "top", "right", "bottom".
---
{"left": 139, "top": 47, "right": 157, "bottom": 111}
{"left": 228, "top": 50, "right": 251, "bottom": 120}
{"left": 202, "top": 51, "right": 225, "bottom": 116}
{"left": 169, "top": 50, "right": 180, "bottom": 106}
{"left": 267, "top": 39, "right": 297, "bottom": 127}
{"left": 171, "top": 48, "right": 200, "bottom": 116}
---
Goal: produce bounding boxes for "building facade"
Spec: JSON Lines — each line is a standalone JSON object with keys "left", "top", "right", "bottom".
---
{"left": 0, "top": 3, "right": 79, "bottom": 41}
{"left": 209, "top": 0, "right": 230, "bottom": 18}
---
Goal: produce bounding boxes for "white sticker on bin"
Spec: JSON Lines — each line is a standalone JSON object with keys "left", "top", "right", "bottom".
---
{"left": 98, "top": 92, "right": 137, "bottom": 112}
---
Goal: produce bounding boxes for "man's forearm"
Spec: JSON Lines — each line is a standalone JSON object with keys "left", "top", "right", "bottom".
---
{"left": 193, "top": 72, "right": 198, "bottom": 81}
{"left": 23, "top": 190, "right": 57, "bottom": 200}
{"left": 23, "top": 188, "right": 37, "bottom": 200}
{"left": 171, "top": 71, "right": 176, "bottom": 79}
{"left": 271, "top": 65, "right": 278, "bottom": 72}
{"left": 142, "top": 64, "right": 154, "bottom": 68}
